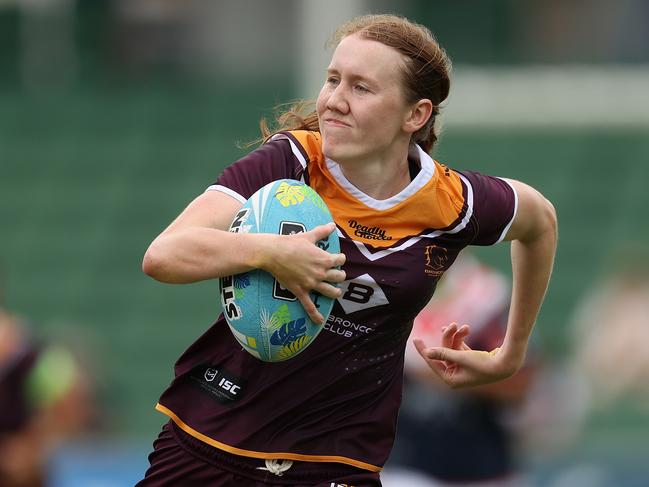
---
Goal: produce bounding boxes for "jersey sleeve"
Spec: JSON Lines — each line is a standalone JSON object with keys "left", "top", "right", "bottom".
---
{"left": 460, "top": 171, "right": 518, "bottom": 246}
{"left": 207, "top": 138, "right": 304, "bottom": 202}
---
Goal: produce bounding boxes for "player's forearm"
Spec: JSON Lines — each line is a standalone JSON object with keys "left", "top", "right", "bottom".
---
{"left": 142, "top": 228, "right": 276, "bottom": 283}
{"left": 502, "top": 205, "right": 557, "bottom": 368}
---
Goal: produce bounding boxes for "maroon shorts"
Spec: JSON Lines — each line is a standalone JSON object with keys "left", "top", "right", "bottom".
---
{"left": 136, "top": 421, "right": 382, "bottom": 487}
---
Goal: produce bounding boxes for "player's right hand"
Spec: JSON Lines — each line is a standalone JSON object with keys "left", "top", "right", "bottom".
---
{"left": 259, "top": 223, "right": 346, "bottom": 324}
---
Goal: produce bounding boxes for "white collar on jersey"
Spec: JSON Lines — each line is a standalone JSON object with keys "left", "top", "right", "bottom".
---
{"left": 325, "top": 144, "right": 436, "bottom": 211}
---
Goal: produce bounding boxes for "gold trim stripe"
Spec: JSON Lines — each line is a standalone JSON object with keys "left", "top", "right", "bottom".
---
{"left": 155, "top": 403, "right": 382, "bottom": 472}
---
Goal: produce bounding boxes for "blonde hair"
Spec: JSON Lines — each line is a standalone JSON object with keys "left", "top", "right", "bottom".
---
{"left": 261, "top": 14, "right": 451, "bottom": 153}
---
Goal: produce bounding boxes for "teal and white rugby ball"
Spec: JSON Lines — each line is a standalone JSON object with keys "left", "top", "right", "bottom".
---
{"left": 219, "top": 179, "right": 340, "bottom": 362}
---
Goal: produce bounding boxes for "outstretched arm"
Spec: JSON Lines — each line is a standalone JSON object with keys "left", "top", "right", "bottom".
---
{"left": 415, "top": 180, "right": 557, "bottom": 388}
{"left": 142, "top": 190, "right": 346, "bottom": 323}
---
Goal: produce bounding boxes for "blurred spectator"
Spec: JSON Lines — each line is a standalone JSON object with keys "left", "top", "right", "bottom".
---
{"left": 0, "top": 306, "right": 93, "bottom": 487}
{"left": 383, "top": 253, "right": 540, "bottom": 487}
{"left": 16, "top": 0, "right": 78, "bottom": 91}
{"left": 570, "top": 243, "right": 649, "bottom": 409}
{"left": 510, "top": 243, "right": 649, "bottom": 486}
{"left": 517, "top": 0, "right": 649, "bottom": 63}
{"left": 111, "top": 0, "right": 295, "bottom": 81}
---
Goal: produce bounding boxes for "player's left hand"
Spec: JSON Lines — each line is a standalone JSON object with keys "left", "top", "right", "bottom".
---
{"left": 413, "top": 322, "right": 517, "bottom": 389}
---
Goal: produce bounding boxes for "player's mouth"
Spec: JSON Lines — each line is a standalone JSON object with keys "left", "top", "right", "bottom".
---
{"left": 324, "top": 118, "right": 351, "bottom": 128}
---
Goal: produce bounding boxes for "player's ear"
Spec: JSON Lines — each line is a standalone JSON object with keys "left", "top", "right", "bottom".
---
{"left": 403, "top": 99, "right": 433, "bottom": 134}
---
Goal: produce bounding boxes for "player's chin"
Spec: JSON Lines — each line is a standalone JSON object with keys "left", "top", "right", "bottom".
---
{"left": 322, "top": 139, "right": 357, "bottom": 163}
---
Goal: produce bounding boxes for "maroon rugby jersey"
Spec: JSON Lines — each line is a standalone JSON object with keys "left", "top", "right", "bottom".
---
{"left": 155, "top": 130, "right": 517, "bottom": 472}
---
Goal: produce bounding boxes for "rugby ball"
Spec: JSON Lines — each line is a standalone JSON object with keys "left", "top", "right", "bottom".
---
{"left": 219, "top": 179, "right": 340, "bottom": 362}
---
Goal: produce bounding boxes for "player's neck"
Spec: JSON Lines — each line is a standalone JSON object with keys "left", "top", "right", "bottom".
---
{"left": 338, "top": 155, "right": 411, "bottom": 200}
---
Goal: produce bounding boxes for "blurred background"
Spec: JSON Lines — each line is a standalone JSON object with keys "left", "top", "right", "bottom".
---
{"left": 1, "top": 0, "right": 648, "bottom": 485}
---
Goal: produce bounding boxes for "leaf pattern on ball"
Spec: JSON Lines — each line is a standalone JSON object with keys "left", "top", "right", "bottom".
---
{"left": 233, "top": 274, "right": 250, "bottom": 299}
{"left": 277, "top": 335, "right": 312, "bottom": 360}
{"left": 260, "top": 308, "right": 280, "bottom": 332}
{"left": 303, "top": 185, "right": 328, "bottom": 213}
{"left": 234, "top": 274, "right": 250, "bottom": 289}
{"left": 271, "top": 304, "right": 292, "bottom": 328}
{"left": 270, "top": 318, "right": 307, "bottom": 348}
{"left": 275, "top": 182, "right": 305, "bottom": 207}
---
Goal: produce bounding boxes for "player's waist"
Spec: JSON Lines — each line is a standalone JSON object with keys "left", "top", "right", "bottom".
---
{"left": 163, "top": 409, "right": 382, "bottom": 474}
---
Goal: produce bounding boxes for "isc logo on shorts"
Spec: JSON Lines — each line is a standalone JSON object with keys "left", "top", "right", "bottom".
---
{"left": 330, "top": 483, "right": 355, "bottom": 487}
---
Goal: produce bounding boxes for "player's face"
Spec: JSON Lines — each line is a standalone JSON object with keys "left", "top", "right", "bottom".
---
{"left": 316, "top": 34, "right": 413, "bottom": 165}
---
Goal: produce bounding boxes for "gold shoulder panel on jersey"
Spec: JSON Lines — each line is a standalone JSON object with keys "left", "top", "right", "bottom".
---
{"left": 283, "top": 132, "right": 468, "bottom": 249}
{"left": 432, "top": 162, "right": 466, "bottom": 229}
{"left": 286, "top": 130, "right": 324, "bottom": 165}
{"left": 323, "top": 166, "right": 466, "bottom": 248}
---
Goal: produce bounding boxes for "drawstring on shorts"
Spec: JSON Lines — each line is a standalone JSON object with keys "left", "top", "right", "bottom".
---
{"left": 256, "top": 459, "right": 294, "bottom": 476}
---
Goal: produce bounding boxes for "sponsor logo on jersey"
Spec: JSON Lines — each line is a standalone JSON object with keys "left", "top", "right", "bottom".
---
{"left": 424, "top": 244, "right": 448, "bottom": 277}
{"left": 347, "top": 220, "right": 392, "bottom": 241}
{"left": 190, "top": 365, "right": 244, "bottom": 404}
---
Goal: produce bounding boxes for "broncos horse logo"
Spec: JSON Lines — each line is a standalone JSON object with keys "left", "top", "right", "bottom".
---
{"left": 424, "top": 244, "right": 448, "bottom": 276}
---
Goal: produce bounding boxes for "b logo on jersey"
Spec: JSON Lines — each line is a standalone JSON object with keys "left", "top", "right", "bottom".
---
{"left": 337, "top": 273, "right": 389, "bottom": 314}
{"left": 424, "top": 244, "right": 448, "bottom": 277}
